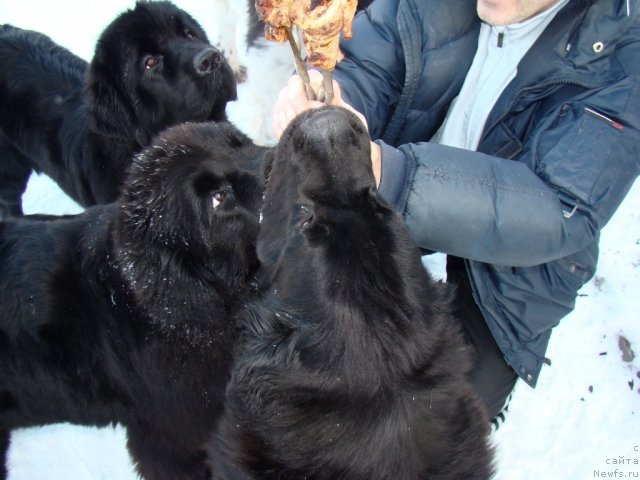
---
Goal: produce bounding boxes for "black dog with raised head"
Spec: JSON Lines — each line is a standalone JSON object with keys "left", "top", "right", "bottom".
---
{"left": 0, "top": 122, "right": 265, "bottom": 480}
{"left": 0, "top": 1, "right": 236, "bottom": 217}
{"left": 209, "top": 107, "right": 494, "bottom": 479}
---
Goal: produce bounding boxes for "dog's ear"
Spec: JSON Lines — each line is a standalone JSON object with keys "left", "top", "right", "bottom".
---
{"left": 85, "top": 65, "right": 139, "bottom": 143}
{"left": 133, "top": 128, "right": 152, "bottom": 148}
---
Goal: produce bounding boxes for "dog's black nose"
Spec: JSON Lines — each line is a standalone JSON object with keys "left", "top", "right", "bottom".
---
{"left": 290, "top": 107, "right": 373, "bottom": 189}
{"left": 299, "top": 108, "right": 354, "bottom": 138}
{"left": 295, "top": 107, "right": 367, "bottom": 152}
{"left": 193, "top": 47, "right": 222, "bottom": 74}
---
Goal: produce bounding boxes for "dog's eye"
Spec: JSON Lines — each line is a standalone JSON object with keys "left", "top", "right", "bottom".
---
{"left": 184, "top": 28, "right": 196, "bottom": 40}
{"left": 212, "top": 191, "right": 227, "bottom": 209}
{"left": 143, "top": 55, "right": 160, "bottom": 70}
{"left": 300, "top": 205, "right": 314, "bottom": 229}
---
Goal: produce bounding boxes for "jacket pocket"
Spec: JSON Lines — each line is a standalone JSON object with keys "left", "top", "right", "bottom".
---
{"left": 534, "top": 104, "right": 640, "bottom": 227}
{"left": 553, "top": 245, "right": 599, "bottom": 291}
{"left": 535, "top": 103, "right": 627, "bottom": 210}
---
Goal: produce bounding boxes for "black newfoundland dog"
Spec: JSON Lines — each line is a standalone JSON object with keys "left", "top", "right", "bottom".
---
{"left": 0, "top": 122, "right": 265, "bottom": 480}
{"left": 208, "top": 107, "right": 494, "bottom": 479}
{"left": 0, "top": 1, "right": 236, "bottom": 218}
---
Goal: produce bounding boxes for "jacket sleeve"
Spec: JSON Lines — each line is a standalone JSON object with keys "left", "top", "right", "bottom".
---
{"left": 333, "top": 0, "right": 405, "bottom": 140}
{"left": 378, "top": 78, "right": 640, "bottom": 267}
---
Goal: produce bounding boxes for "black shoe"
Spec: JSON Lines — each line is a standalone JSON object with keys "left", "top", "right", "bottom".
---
{"left": 490, "top": 392, "right": 513, "bottom": 432}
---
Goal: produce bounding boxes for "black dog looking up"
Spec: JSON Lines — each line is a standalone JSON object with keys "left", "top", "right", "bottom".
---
{"left": 0, "top": 122, "right": 265, "bottom": 480}
{"left": 0, "top": 1, "right": 236, "bottom": 218}
{"left": 209, "top": 107, "right": 494, "bottom": 479}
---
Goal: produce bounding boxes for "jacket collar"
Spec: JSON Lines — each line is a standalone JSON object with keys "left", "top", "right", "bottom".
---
{"left": 560, "top": 0, "right": 637, "bottom": 75}
{"left": 483, "top": 0, "right": 636, "bottom": 135}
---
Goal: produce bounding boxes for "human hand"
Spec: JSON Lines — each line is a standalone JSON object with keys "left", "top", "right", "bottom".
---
{"left": 272, "top": 70, "right": 380, "bottom": 185}
{"left": 272, "top": 71, "right": 325, "bottom": 138}
{"left": 272, "top": 70, "right": 369, "bottom": 137}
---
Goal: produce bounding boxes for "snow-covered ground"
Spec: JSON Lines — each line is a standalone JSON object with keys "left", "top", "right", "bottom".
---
{"left": 3, "top": 1, "right": 640, "bottom": 479}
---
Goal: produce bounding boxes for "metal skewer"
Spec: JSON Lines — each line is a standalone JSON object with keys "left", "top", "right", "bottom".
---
{"left": 318, "top": 69, "right": 334, "bottom": 105}
{"left": 285, "top": 27, "right": 317, "bottom": 102}
{"left": 285, "top": 27, "right": 334, "bottom": 105}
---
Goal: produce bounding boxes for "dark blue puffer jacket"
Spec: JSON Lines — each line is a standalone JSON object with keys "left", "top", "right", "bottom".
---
{"left": 333, "top": 0, "right": 640, "bottom": 386}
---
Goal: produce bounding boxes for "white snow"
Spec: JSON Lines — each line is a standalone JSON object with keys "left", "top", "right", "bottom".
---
{"left": 3, "top": 1, "right": 639, "bottom": 479}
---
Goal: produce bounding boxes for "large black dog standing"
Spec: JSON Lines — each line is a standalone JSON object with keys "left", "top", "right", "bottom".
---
{"left": 0, "top": 122, "right": 265, "bottom": 479}
{"left": 209, "top": 107, "right": 494, "bottom": 479}
{"left": 0, "top": 1, "right": 236, "bottom": 218}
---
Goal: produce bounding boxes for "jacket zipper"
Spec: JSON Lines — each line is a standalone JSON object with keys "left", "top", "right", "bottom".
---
{"left": 584, "top": 106, "right": 625, "bottom": 131}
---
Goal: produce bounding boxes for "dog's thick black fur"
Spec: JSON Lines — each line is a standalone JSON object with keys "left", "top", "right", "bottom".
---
{"left": 0, "top": 1, "right": 237, "bottom": 218}
{"left": 0, "top": 122, "right": 265, "bottom": 480}
{"left": 208, "top": 107, "right": 494, "bottom": 479}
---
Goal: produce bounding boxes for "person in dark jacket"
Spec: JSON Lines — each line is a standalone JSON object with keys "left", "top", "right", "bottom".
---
{"left": 272, "top": 0, "right": 640, "bottom": 422}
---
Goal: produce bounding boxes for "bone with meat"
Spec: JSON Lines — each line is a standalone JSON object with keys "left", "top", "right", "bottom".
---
{"left": 255, "top": 0, "right": 358, "bottom": 103}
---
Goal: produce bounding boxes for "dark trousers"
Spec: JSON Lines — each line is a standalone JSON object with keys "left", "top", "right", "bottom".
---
{"left": 446, "top": 256, "right": 518, "bottom": 419}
